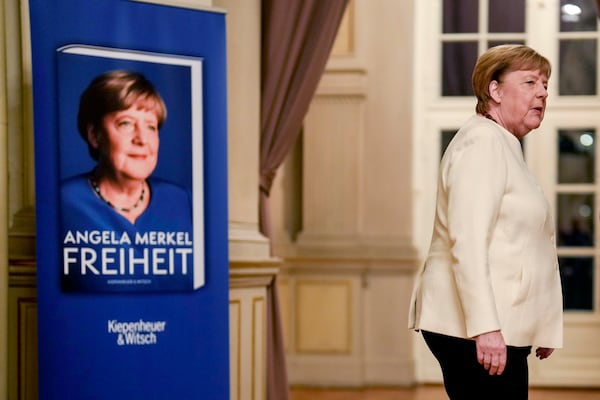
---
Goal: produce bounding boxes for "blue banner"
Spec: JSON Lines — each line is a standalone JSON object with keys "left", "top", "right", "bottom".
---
{"left": 29, "top": 1, "right": 229, "bottom": 398}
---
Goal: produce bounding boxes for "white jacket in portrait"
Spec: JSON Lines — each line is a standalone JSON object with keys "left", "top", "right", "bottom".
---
{"left": 408, "top": 114, "right": 563, "bottom": 348}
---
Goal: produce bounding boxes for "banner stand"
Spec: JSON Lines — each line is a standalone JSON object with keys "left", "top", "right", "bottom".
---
{"left": 29, "top": 1, "right": 229, "bottom": 398}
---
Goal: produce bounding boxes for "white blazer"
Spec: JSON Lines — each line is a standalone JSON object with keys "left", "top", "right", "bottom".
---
{"left": 408, "top": 115, "right": 563, "bottom": 348}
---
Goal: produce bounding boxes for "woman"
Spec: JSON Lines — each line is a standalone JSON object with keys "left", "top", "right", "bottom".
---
{"left": 408, "top": 45, "right": 563, "bottom": 399}
{"left": 60, "top": 70, "right": 194, "bottom": 292}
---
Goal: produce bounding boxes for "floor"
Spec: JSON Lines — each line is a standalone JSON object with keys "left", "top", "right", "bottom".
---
{"left": 290, "top": 385, "right": 600, "bottom": 400}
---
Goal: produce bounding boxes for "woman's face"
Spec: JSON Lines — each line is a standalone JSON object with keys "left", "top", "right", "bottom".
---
{"left": 491, "top": 69, "right": 548, "bottom": 139}
{"left": 91, "top": 104, "right": 160, "bottom": 182}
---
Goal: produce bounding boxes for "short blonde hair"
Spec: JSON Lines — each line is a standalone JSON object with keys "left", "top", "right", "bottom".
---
{"left": 472, "top": 45, "right": 551, "bottom": 114}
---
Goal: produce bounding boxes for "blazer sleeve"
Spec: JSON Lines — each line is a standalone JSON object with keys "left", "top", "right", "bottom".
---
{"left": 443, "top": 129, "right": 507, "bottom": 338}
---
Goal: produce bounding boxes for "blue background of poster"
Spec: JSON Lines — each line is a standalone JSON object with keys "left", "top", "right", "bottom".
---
{"left": 29, "top": 1, "right": 229, "bottom": 399}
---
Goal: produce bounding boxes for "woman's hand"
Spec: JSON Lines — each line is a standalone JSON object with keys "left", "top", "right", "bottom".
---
{"left": 475, "top": 330, "right": 507, "bottom": 375}
{"left": 535, "top": 347, "right": 554, "bottom": 360}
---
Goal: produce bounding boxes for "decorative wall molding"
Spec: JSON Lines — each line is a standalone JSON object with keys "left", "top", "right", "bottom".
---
{"left": 229, "top": 222, "right": 272, "bottom": 263}
{"left": 280, "top": 260, "right": 417, "bottom": 387}
{"left": 229, "top": 279, "right": 271, "bottom": 400}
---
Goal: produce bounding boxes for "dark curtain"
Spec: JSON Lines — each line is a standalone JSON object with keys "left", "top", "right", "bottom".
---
{"left": 260, "top": 0, "right": 349, "bottom": 237}
{"left": 260, "top": 1, "right": 349, "bottom": 399}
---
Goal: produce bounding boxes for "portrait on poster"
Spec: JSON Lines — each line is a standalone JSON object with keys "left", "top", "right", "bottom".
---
{"left": 57, "top": 45, "right": 205, "bottom": 292}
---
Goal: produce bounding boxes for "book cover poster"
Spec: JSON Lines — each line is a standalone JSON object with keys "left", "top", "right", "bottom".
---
{"left": 57, "top": 45, "right": 205, "bottom": 292}
{"left": 29, "top": 1, "right": 229, "bottom": 399}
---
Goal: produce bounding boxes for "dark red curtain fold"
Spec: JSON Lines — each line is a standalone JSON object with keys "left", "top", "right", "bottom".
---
{"left": 260, "top": 1, "right": 349, "bottom": 399}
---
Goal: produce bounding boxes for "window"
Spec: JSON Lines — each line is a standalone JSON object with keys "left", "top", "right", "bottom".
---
{"left": 441, "top": 0, "right": 526, "bottom": 96}
{"left": 416, "top": 0, "right": 600, "bottom": 385}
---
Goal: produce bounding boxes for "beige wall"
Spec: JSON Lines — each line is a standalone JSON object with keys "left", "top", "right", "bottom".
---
{"left": 213, "top": 1, "right": 278, "bottom": 398}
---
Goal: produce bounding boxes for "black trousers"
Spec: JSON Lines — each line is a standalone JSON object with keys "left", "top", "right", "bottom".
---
{"left": 422, "top": 330, "right": 532, "bottom": 400}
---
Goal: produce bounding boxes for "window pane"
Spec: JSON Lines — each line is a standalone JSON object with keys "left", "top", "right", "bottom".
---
{"left": 443, "top": 0, "right": 478, "bottom": 33}
{"left": 488, "top": 40, "right": 525, "bottom": 48}
{"left": 558, "top": 129, "right": 595, "bottom": 183}
{"left": 560, "top": 0, "right": 598, "bottom": 32}
{"left": 442, "top": 41, "right": 478, "bottom": 96}
{"left": 557, "top": 193, "right": 594, "bottom": 247}
{"left": 558, "top": 257, "right": 594, "bottom": 310}
{"left": 489, "top": 0, "right": 525, "bottom": 33}
{"left": 441, "top": 129, "right": 458, "bottom": 156}
{"left": 559, "top": 39, "right": 597, "bottom": 96}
